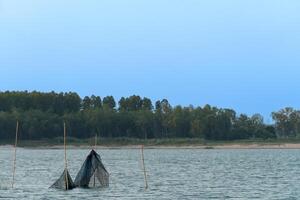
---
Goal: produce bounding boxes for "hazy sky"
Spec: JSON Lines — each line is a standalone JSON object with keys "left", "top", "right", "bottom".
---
{"left": 1, "top": 1, "right": 300, "bottom": 120}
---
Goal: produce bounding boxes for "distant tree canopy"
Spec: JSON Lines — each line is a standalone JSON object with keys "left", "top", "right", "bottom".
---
{"left": 1, "top": 90, "right": 297, "bottom": 141}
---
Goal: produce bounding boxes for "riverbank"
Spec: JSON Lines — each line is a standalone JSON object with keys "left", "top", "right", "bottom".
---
{"left": 2, "top": 137, "right": 300, "bottom": 149}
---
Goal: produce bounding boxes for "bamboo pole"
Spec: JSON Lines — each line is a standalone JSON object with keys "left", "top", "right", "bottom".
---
{"left": 93, "top": 134, "right": 97, "bottom": 187}
{"left": 12, "top": 121, "right": 19, "bottom": 189}
{"left": 94, "top": 134, "right": 97, "bottom": 150}
{"left": 63, "top": 122, "right": 69, "bottom": 190}
{"left": 141, "top": 145, "right": 148, "bottom": 189}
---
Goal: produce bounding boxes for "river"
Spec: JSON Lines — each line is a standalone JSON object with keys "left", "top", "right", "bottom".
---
{"left": 1, "top": 148, "right": 300, "bottom": 199}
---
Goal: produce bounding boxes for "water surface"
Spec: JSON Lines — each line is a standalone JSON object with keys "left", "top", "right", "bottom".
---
{"left": 1, "top": 148, "right": 300, "bottom": 199}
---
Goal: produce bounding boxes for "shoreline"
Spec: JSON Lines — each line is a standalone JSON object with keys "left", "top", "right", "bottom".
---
{"left": 3, "top": 138, "right": 300, "bottom": 149}
{"left": 2, "top": 143, "right": 300, "bottom": 149}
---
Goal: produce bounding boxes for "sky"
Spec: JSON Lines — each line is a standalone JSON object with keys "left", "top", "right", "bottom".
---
{"left": 0, "top": 0, "right": 300, "bottom": 121}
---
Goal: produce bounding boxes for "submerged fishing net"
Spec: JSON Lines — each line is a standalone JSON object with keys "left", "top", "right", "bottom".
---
{"left": 74, "top": 150, "right": 109, "bottom": 188}
{"left": 50, "top": 168, "right": 76, "bottom": 190}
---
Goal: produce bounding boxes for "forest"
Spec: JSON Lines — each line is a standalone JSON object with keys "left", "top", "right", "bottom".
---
{"left": 0, "top": 91, "right": 298, "bottom": 141}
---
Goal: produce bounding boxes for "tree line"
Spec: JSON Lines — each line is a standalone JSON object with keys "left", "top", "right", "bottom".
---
{"left": 0, "top": 91, "right": 297, "bottom": 141}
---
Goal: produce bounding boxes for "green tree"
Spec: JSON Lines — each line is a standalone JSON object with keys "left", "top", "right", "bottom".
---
{"left": 82, "top": 96, "right": 92, "bottom": 110}
{"left": 272, "top": 107, "right": 299, "bottom": 137}
{"left": 103, "top": 96, "right": 116, "bottom": 109}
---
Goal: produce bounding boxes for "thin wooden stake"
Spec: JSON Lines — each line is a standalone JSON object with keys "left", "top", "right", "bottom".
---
{"left": 93, "top": 134, "right": 97, "bottom": 187}
{"left": 141, "top": 145, "right": 148, "bottom": 189}
{"left": 12, "top": 121, "right": 19, "bottom": 189}
{"left": 63, "top": 122, "right": 69, "bottom": 190}
{"left": 94, "top": 134, "right": 97, "bottom": 150}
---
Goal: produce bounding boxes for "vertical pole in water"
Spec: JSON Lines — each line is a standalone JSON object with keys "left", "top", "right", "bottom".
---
{"left": 64, "top": 122, "right": 69, "bottom": 190}
{"left": 93, "top": 134, "right": 97, "bottom": 187}
{"left": 141, "top": 145, "right": 148, "bottom": 190}
{"left": 12, "top": 120, "right": 19, "bottom": 189}
{"left": 94, "top": 134, "right": 97, "bottom": 150}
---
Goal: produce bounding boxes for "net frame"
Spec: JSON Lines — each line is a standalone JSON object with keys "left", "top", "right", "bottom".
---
{"left": 74, "top": 150, "right": 109, "bottom": 188}
{"left": 50, "top": 168, "right": 76, "bottom": 190}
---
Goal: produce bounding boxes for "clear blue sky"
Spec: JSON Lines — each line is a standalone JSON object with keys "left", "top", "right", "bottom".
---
{"left": 1, "top": 1, "right": 300, "bottom": 121}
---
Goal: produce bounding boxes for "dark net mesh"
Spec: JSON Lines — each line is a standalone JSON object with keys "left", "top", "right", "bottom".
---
{"left": 50, "top": 168, "right": 76, "bottom": 190}
{"left": 74, "top": 150, "right": 109, "bottom": 188}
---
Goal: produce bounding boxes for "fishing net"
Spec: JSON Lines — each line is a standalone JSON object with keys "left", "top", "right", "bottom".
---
{"left": 50, "top": 168, "right": 76, "bottom": 190}
{"left": 74, "top": 150, "right": 109, "bottom": 188}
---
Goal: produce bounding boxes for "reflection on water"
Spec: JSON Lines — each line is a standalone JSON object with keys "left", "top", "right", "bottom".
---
{"left": 1, "top": 148, "right": 300, "bottom": 199}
